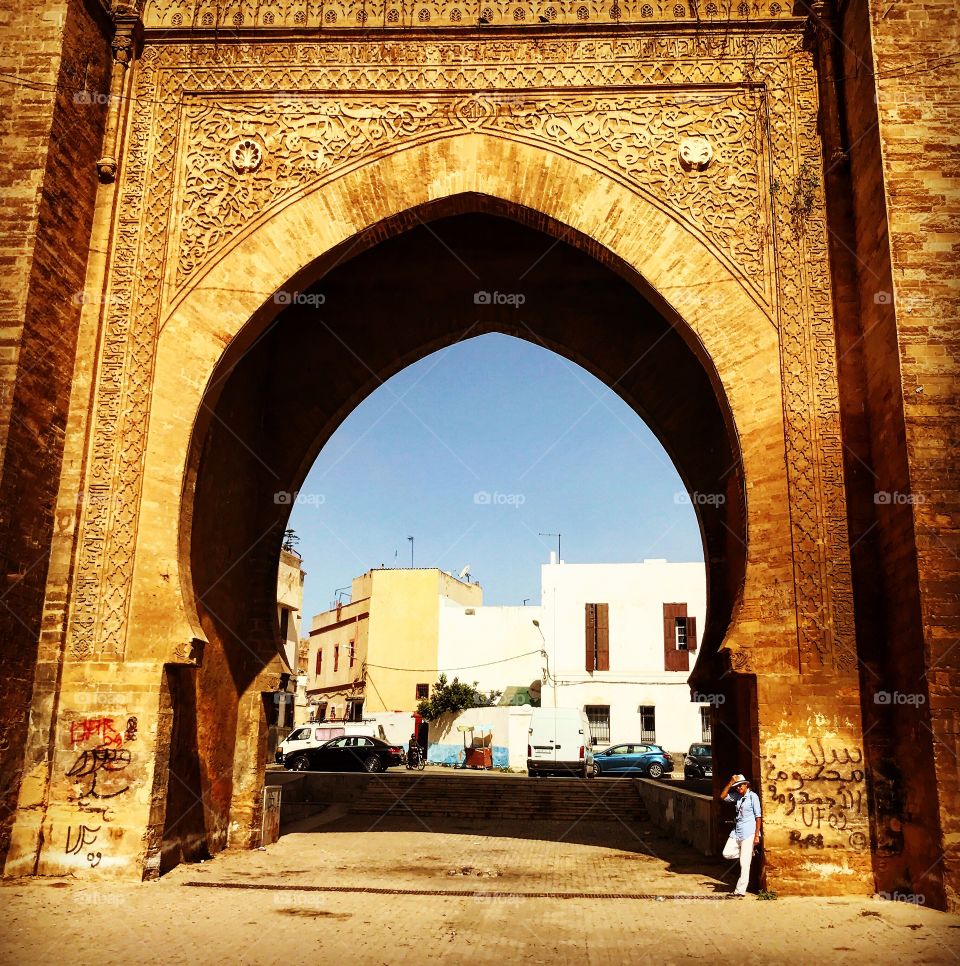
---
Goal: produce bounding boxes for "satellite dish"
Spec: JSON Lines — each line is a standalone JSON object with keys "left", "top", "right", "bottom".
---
{"left": 457, "top": 565, "right": 471, "bottom": 581}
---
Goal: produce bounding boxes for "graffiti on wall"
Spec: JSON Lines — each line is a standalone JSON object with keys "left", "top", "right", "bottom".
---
{"left": 764, "top": 738, "right": 867, "bottom": 851}
{"left": 63, "top": 714, "right": 138, "bottom": 868}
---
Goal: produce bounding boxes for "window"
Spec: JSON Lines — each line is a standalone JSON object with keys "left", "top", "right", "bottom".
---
{"left": 334, "top": 645, "right": 339, "bottom": 672}
{"left": 349, "top": 699, "right": 364, "bottom": 722}
{"left": 639, "top": 706, "right": 656, "bottom": 743}
{"left": 663, "top": 603, "right": 696, "bottom": 671}
{"left": 315, "top": 648, "right": 322, "bottom": 677}
{"left": 701, "top": 707, "right": 712, "bottom": 742}
{"left": 316, "top": 701, "right": 327, "bottom": 721}
{"left": 280, "top": 607, "right": 289, "bottom": 640}
{"left": 348, "top": 640, "right": 355, "bottom": 668}
{"left": 584, "top": 603, "right": 610, "bottom": 671}
{"left": 585, "top": 705, "right": 611, "bottom": 746}
{"left": 416, "top": 683, "right": 429, "bottom": 700}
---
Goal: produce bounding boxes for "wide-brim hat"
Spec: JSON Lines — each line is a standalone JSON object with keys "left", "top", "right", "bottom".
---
{"left": 731, "top": 774, "right": 750, "bottom": 786}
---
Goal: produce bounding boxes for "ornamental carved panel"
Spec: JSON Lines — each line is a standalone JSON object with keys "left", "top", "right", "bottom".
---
{"left": 68, "top": 29, "right": 855, "bottom": 678}
{"left": 174, "top": 89, "right": 771, "bottom": 304}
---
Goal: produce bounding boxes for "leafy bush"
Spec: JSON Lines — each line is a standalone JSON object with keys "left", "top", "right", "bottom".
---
{"left": 416, "top": 673, "right": 502, "bottom": 720}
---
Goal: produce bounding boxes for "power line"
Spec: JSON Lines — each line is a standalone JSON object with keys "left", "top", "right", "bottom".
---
{"left": 364, "top": 648, "right": 543, "bottom": 673}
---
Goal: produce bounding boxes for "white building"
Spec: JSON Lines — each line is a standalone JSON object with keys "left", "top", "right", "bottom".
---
{"left": 537, "top": 557, "right": 708, "bottom": 752}
{"left": 434, "top": 556, "right": 710, "bottom": 756}
{"left": 438, "top": 600, "right": 544, "bottom": 698}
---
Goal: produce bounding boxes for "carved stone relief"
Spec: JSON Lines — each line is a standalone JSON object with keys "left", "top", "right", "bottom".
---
{"left": 174, "top": 89, "right": 768, "bottom": 301}
{"left": 67, "top": 31, "right": 855, "bottom": 679}
{"left": 141, "top": 0, "right": 797, "bottom": 30}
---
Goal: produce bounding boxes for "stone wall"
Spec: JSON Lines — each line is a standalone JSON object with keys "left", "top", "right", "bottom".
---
{"left": 0, "top": 0, "right": 110, "bottom": 868}
{"left": 636, "top": 779, "right": 715, "bottom": 856}
{"left": 822, "top": 0, "right": 959, "bottom": 911}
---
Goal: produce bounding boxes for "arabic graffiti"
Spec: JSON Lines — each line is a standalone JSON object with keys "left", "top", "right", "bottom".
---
{"left": 65, "top": 823, "right": 102, "bottom": 867}
{"left": 62, "top": 712, "right": 140, "bottom": 870}
{"left": 66, "top": 746, "right": 132, "bottom": 799}
{"left": 765, "top": 739, "right": 868, "bottom": 850}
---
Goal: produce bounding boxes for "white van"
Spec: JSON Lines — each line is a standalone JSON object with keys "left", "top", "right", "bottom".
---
{"left": 526, "top": 708, "right": 594, "bottom": 778}
{"left": 276, "top": 721, "right": 386, "bottom": 764}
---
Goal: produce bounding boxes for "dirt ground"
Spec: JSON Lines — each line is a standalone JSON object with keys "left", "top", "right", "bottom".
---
{"left": 2, "top": 816, "right": 957, "bottom": 965}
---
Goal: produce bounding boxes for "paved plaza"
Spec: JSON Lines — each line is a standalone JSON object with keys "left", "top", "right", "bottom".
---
{"left": 2, "top": 816, "right": 957, "bottom": 964}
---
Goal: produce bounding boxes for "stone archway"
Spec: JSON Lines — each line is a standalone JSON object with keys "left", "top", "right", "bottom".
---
{"left": 5, "top": 33, "right": 876, "bottom": 896}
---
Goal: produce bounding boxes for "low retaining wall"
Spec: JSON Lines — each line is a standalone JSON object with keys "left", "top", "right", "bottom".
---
{"left": 637, "top": 779, "right": 716, "bottom": 856}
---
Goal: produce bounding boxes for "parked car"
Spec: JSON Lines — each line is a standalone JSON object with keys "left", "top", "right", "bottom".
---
{"left": 592, "top": 743, "right": 674, "bottom": 779}
{"left": 527, "top": 708, "right": 594, "bottom": 778}
{"left": 684, "top": 742, "right": 713, "bottom": 781}
{"left": 283, "top": 735, "right": 405, "bottom": 773}
{"left": 276, "top": 721, "right": 388, "bottom": 765}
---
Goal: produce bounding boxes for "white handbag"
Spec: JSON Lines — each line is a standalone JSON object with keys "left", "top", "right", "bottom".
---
{"left": 722, "top": 830, "right": 740, "bottom": 860}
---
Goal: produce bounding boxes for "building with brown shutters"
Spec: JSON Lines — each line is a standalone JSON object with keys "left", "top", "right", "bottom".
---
{"left": 538, "top": 558, "right": 708, "bottom": 751}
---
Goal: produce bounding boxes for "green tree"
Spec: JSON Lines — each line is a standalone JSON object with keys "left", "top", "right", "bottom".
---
{"left": 416, "top": 673, "right": 502, "bottom": 720}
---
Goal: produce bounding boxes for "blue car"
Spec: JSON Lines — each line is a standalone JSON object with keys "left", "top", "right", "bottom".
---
{"left": 592, "top": 742, "right": 674, "bottom": 779}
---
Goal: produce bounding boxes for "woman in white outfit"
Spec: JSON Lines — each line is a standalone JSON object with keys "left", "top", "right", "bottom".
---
{"left": 720, "top": 773, "right": 762, "bottom": 896}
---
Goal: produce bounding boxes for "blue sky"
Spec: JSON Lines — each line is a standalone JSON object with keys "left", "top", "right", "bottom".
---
{"left": 288, "top": 333, "right": 702, "bottom": 620}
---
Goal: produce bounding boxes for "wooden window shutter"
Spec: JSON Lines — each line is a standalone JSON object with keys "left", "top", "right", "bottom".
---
{"left": 663, "top": 605, "right": 675, "bottom": 658}
{"left": 662, "top": 603, "right": 689, "bottom": 672}
{"left": 585, "top": 603, "right": 596, "bottom": 671}
{"left": 687, "top": 615, "right": 698, "bottom": 651}
{"left": 596, "top": 603, "right": 610, "bottom": 671}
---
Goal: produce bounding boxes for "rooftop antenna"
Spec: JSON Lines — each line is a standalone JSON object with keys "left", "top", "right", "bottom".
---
{"left": 408, "top": 535, "right": 414, "bottom": 568}
{"left": 539, "top": 532, "right": 561, "bottom": 562}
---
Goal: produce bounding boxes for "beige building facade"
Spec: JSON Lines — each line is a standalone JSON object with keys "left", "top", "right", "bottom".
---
{"left": 306, "top": 569, "right": 482, "bottom": 718}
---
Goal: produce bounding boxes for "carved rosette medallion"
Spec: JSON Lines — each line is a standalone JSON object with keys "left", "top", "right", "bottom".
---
{"left": 67, "top": 33, "right": 855, "bottom": 678}
{"left": 230, "top": 138, "right": 263, "bottom": 173}
{"left": 678, "top": 135, "right": 714, "bottom": 170}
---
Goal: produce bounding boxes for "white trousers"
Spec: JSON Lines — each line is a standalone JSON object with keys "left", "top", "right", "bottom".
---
{"left": 735, "top": 837, "right": 754, "bottom": 894}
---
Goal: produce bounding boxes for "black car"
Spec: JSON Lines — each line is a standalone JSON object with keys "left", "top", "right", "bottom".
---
{"left": 684, "top": 742, "right": 713, "bottom": 781}
{"left": 284, "top": 735, "right": 405, "bottom": 774}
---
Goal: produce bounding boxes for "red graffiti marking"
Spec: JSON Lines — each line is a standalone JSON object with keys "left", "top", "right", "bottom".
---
{"left": 69, "top": 717, "right": 122, "bottom": 748}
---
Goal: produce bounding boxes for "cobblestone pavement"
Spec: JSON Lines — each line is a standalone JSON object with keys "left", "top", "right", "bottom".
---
{"left": 2, "top": 817, "right": 958, "bottom": 964}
